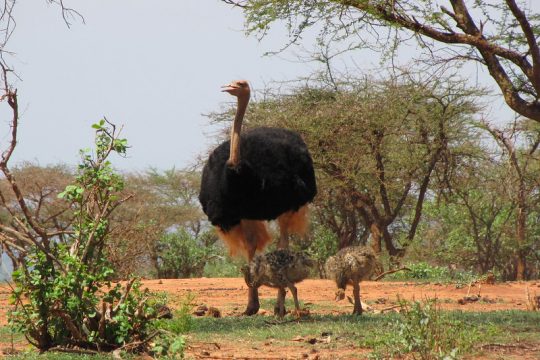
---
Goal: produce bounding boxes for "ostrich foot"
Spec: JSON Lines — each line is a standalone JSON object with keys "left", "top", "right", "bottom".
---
{"left": 274, "top": 305, "right": 287, "bottom": 318}
{"left": 243, "top": 286, "right": 260, "bottom": 316}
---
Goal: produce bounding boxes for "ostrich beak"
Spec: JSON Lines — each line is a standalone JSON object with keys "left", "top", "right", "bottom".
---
{"left": 221, "top": 84, "right": 238, "bottom": 93}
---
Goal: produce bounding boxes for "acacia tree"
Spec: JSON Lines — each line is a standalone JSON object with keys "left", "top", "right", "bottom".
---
{"left": 419, "top": 156, "right": 517, "bottom": 277}
{"left": 314, "top": 187, "right": 369, "bottom": 249}
{"left": 480, "top": 119, "right": 540, "bottom": 279}
{"left": 0, "top": 164, "right": 73, "bottom": 270}
{"left": 213, "top": 73, "right": 480, "bottom": 257}
{"left": 224, "top": 0, "right": 540, "bottom": 122}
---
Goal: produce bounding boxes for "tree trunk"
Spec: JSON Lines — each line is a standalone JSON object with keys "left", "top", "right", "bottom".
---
{"left": 370, "top": 222, "right": 382, "bottom": 254}
{"left": 516, "top": 205, "right": 527, "bottom": 280}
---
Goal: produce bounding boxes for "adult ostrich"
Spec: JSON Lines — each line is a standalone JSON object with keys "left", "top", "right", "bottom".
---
{"left": 199, "top": 80, "right": 317, "bottom": 315}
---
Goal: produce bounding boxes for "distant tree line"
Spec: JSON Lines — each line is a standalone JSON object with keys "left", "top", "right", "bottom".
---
{"left": 3, "top": 72, "right": 540, "bottom": 281}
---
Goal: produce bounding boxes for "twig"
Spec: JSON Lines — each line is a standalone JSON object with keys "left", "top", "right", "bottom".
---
{"left": 116, "top": 330, "right": 160, "bottom": 352}
{"left": 112, "top": 278, "right": 136, "bottom": 313}
{"left": 48, "top": 346, "right": 98, "bottom": 355}
{"left": 98, "top": 301, "right": 107, "bottom": 338}
{"left": 466, "top": 281, "right": 473, "bottom": 297}
{"left": 373, "top": 266, "right": 411, "bottom": 281}
{"left": 263, "top": 318, "right": 302, "bottom": 326}
{"left": 50, "top": 308, "right": 84, "bottom": 341}
{"left": 379, "top": 304, "right": 402, "bottom": 313}
{"left": 221, "top": 0, "right": 248, "bottom": 8}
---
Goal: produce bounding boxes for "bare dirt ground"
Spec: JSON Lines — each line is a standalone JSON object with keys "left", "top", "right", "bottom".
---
{"left": 141, "top": 278, "right": 540, "bottom": 315}
{"left": 1, "top": 278, "right": 539, "bottom": 359}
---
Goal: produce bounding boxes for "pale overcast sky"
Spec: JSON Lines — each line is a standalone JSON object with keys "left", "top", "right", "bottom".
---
{"left": 1, "top": 1, "right": 533, "bottom": 171}
{"left": 4, "top": 1, "right": 321, "bottom": 170}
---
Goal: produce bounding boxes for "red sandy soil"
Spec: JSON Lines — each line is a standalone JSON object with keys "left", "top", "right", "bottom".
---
{"left": 1, "top": 278, "right": 540, "bottom": 359}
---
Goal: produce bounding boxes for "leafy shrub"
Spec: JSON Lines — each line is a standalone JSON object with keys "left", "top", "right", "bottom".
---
{"left": 390, "top": 262, "right": 451, "bottom": 280}
{"left": 306, "top": 225, "right": 338, "bottom": 278}
{"left": 203, "top": 254, "right": 243, "bottom": 278}
{"left": 369, "top": 299, "right": 480, "bottom": 359}
{"left": 8, "top": 120, "right": 167, "bottom": 352}
{"left": 151, "top": 294, "right": 195, "bottom": 359}
{"left": 384, "top": 262, "right": 477, "bottom": 283}
{"left": 156, "top": 229, "right": 219, "bottom": 278}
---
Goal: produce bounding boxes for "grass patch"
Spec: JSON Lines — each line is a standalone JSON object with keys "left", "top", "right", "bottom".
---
{"left": 4, "top": 308, "right": 540, "bottom": 359}
{"left": 258, "top": 296, "right": 338, "bottom": 314}
{"left": 189, "top": 313, "right": 397, "bottom": 343}
{"left": 0, "top": 324, "right": 25, "bottom": 342}
{"left": 183, "top": 308, "right": 540, "bottom": 359}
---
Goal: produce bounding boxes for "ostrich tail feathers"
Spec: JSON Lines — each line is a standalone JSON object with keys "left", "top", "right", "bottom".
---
{"left": 216, "top": 220, "right": 271, "bottom": 260}
{"left": 277, "top": 205, "right": 310, "bottom": 237}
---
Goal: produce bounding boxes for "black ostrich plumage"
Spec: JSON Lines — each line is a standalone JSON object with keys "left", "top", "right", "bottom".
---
{"left": 199, "top": 126, "right": 317, "bottom": 231}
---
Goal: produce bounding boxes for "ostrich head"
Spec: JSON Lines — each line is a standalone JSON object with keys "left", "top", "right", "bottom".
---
{"left": 222, "top": 80, "right": 250, "bottom": 99}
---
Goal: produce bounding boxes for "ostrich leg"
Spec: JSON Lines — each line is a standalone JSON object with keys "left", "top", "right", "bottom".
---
{"left": 287, "top": 283, "right": 301, "bottom": 314}
{"left": 244, "top": 222, "right": 261, "bottom": 316}
{"left": 274, "top": 287, "right": 287, "bottom": 318}
{"left": 244, "top": 246, "right": 260, "bottom": 315}
{"left": 245, "top": 287, "right": 260, "bottom": 315}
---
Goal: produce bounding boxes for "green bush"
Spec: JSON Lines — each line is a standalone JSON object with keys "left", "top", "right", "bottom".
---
{"left": 384, "top": 262, "right": 477, "bottom": 283}
{"left": 151, "top": 294, "right": 195, "bottom": 359}
{"left": 156, "top": 229, "right": 219, "bottom": 278}
{"left": 203, "top": 254, "right": 243, "bottom": 278}
{"left": 307, "top": 225, "right": 338, "bottom": 278}
{"left": 369, "top": 299, "right": 480, "bottom": 360}
{"left": 8, "top": 120, "right": 167, "bottom": 353}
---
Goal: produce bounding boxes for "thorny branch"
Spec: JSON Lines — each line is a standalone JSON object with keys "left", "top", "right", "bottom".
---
{"left": 0, "top": 63, "right": 67, "bottom": 271}
{"left": 221, "top": 0, "right": 248, "bottom": 8}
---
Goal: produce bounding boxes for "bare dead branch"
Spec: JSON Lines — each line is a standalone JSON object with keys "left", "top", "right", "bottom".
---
{"left": 112, "top": 278, "right": 136, "bottom": 314}
{"left": 50, "top": 308, "right": 84, "bottom": 341}
{"left": 221, "top": 0, "right": 248, "bottom": 9}
{"left": 373, "top": 266, "right": 411, "bottom": 281}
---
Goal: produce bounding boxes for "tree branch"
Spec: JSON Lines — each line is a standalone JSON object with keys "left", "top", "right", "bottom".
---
{"left": 505, "top": 0, "right": 540, "bottom": 94}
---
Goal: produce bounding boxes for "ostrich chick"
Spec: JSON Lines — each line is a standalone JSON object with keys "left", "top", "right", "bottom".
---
{"left": 325, "top": 246, "right": 378, "bottom": 315}
{"left": 242, "top": 249, "right": 313, "bottom": 318}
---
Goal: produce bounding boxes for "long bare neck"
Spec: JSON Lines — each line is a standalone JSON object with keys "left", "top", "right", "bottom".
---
{"left": 228, "top": 94, "right": 249, "bottom": 167}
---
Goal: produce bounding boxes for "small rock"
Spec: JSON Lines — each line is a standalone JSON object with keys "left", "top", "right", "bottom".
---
{"left": 302, "top": 353, "right": 309, "bottom": 358}
{"left": 195, "top": 304, "right": 208, "bottom": 313}
{"left": 200, "top": 350, "right": 210, "bottom": 356}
